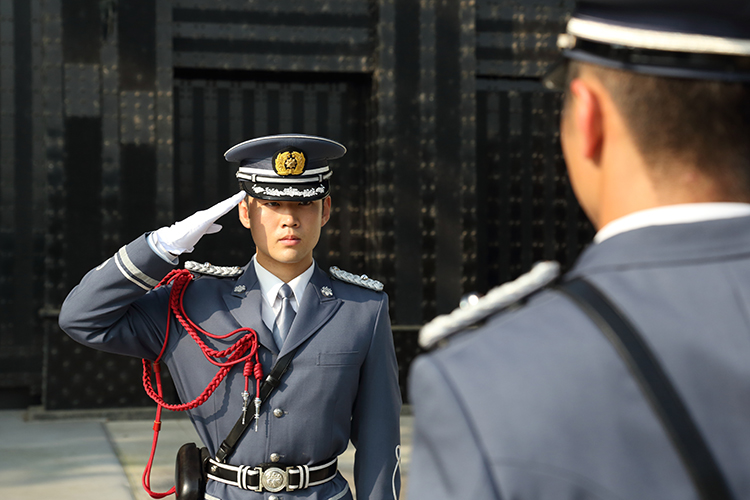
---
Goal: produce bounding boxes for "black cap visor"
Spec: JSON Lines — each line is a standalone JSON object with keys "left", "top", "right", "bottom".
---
{"left": 544, "top": 40, "right": 750, "bottom": 92}
{"left": 566, "top": 38, "right": 750, "bottom": 82}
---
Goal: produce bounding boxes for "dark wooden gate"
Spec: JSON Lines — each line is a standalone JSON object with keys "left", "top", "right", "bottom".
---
{"left": 0, "top": 0, "right": 594, "bottom": 410}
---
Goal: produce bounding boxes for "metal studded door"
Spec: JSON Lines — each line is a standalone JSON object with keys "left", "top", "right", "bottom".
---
{"left": 473, "top": 0, "right": 589, "bottom": 290}
{"left": 476, "top": 79, "right": 594, "bottom": 292}
{"left": 36, "top": 0, "right": 591, "bottom": 410}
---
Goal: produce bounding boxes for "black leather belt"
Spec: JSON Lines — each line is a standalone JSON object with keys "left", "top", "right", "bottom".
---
{"left": 206, "top": 457, "right": 338, "bottom": 493}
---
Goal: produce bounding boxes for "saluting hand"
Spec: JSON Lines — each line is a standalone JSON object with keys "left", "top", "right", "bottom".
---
{"left": 149, "top": 191, "right": 246, "bottom": 260}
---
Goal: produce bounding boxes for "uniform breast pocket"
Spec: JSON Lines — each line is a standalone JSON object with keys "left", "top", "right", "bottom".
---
{"left": 317, "top": 351, "right": 360, "bottom": 366}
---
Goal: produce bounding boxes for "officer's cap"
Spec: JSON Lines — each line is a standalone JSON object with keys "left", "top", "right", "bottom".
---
{"left": 545, "top": 0, "right": 750, "bottom": 89}
{"left": 225, "top": 134, "right": 346, "bottom": 202}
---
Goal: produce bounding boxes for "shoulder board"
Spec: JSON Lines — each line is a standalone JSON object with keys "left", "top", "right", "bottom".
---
{"left": 419, "top": 261, "right": 560, "bottom": 350}
{"left": 184, "top": 261, "right": 244, "bottom": 278}
{"left": 329, "top": 266, "right": 384, "bottom": 292}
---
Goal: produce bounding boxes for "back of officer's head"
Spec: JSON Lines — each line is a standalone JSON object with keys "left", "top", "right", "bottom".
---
{"left": 555, "top": 0, "right": 750, "bottom": 200}
{"left": 565, "top": 62, "right": 750, "bottom": 199}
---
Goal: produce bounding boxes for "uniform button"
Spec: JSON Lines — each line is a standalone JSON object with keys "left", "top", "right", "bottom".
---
{"left": 273, "top": 408, "right": 284, "bottom": 418}
{"left": 270, "top": 453, "right": 280, "bottom": 462}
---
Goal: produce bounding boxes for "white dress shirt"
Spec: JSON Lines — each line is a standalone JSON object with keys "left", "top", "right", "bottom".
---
{"left": 252, "top": 256, "right": 315, "bottom": 333}
{"left": 594, "top": 203, "right": 750, "bottom": 244}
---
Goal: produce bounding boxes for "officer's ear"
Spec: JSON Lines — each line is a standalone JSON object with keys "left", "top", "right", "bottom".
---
{"left": 238, "top": 196, "right": 252, "bottom": 229}
{"left": 321, "top": 196, "right": 332, "bottom": 227}
{"left": 569, "top": 77, "right": 604, "bottom": 164}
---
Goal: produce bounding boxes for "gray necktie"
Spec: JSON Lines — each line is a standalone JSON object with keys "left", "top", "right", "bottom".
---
{"left": 273, "top": 284, "right": 296, "bottom": 348}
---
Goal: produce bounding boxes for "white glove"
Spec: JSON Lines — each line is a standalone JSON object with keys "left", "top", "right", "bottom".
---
{"left": 149, "top": 191, "right": 246, "bottom": 263}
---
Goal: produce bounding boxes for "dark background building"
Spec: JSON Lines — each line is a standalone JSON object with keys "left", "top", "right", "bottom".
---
{"left": 0, "top": 0, "right": 592, "bottom": 411}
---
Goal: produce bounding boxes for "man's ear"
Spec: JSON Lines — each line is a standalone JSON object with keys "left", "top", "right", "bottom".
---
{"left": 238, "top": 196, "right": 252, "bottom": 229}
{"left": 321, "top": 196, "right": 332, "bottom": 227}
{"left": 569, "top": 78, "right": 604, "bottom": 164}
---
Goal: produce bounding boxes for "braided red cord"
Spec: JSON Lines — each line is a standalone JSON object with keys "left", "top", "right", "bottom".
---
{"left": 141, "top": 269, "right": 262, "bottom": 498}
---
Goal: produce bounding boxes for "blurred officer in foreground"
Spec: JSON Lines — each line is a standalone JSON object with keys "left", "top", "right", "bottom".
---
{"left": 59, "top": 134, "right": 401, "bottom": 500}
{"left": 409, "top": 1, "right": 750, "bottom": 499}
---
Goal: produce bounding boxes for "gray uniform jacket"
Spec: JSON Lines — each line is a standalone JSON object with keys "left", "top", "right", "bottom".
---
{"left": 408, "top": 216, "right": 750, "bottom": 500}
{"left": 59, "top": 234, "right": 402, "bottom": 500}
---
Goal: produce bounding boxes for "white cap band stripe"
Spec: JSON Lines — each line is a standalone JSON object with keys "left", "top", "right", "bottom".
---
{"left": 238, "top": 166, "right": 331, "bottom": 177}
{"left": 567, "top": 17, "right": 750, "bottom": 56}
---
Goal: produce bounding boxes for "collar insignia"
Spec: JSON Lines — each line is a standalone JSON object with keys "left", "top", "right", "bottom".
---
{"left": 233, "top": 284, "right": 247, "bottom": 294}
{"left": 321, "top": 286, "right": 333, "bottom": 297}
{"left": 273, "top": 149, "right": 306, "bottom": 176}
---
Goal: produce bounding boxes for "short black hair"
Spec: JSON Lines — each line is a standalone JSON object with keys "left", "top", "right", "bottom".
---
{"left": 566, "top": 61, "right": 750, "bottom": 200}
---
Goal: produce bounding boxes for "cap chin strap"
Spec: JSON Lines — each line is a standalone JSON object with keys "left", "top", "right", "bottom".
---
{"left": 237, "top": 171, "right": 333, "bottom": 184}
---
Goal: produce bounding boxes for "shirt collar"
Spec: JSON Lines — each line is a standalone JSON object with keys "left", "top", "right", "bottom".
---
{"left": 594, "top": 203, "right": 750, "bottom": 244}
{"left": 252, "top": 256, "right": 316, "bottom": 309}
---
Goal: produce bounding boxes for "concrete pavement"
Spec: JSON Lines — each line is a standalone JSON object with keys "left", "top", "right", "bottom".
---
{"left": 0, "top": 408, "right": 413, "bottom": 500}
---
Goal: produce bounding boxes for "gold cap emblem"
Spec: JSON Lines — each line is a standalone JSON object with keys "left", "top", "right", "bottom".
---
{"left": 273, "top": 149, "right": 306, "bottom": 176}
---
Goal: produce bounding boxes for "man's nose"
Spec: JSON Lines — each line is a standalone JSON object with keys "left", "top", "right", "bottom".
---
{"left": 281, "top": 211, "right": 300, "bottom": 227}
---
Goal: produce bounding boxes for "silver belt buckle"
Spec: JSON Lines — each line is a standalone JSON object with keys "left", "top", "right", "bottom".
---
{"left": 258, "top": 466, "right": 288, "bottom": 493}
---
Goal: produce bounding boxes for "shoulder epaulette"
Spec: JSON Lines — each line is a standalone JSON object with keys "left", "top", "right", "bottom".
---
{"left": 329, "top": 266, "right": 384, "bottom": 292}
{"left": 419, "top": 261, "right": 560, "bottom": 350}
{"left": 185, "top": 261, "right": 244, "bottom": 278}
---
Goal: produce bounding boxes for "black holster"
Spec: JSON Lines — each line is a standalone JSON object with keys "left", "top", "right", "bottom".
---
{"left": 175, "top": 443, "right": 209, "bottom": 500}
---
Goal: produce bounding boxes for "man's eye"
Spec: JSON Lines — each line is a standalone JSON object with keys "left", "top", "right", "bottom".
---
{"left": 265, "top": 202, "right": 280, "bottom": 207}
{"left": 299, "top": 201, "right": 312, "bottom": 206}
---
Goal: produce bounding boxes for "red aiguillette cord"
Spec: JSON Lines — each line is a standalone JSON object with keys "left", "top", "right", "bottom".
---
{"left": 141, "top": 269, "right": 262, "bottom": 498}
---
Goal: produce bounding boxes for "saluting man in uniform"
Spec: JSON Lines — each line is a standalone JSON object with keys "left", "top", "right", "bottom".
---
{"left": 409, "top": 1, "right": 750, "bottom": 499}
{"left": 59, "top": 135, "right": 402, "bottom": 500}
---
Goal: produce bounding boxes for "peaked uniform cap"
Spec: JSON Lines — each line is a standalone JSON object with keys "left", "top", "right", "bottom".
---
{"left": 545, "top": 0, "right": 750, "bottom": 88}
{"left": 226, "top": 134, "right": 347, "bottom": 202}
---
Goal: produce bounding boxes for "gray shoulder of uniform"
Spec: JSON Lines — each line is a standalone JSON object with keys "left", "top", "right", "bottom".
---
{"left": 329, "top": 266, "right": 384, "bottom": 292}
{"left": 419, "top": 261, "right": 560, "bottom": 350}
{"left": 184, "top": 261, "right": 245, "bottom": 278}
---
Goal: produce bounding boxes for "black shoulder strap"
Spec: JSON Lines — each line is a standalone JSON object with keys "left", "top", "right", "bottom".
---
{"left": 558, "top": 278, "right": 734, "bottom": 500}
{"left": 214, "top": 348, "right": 298, "bottom": 463}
